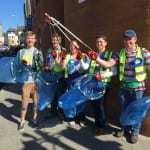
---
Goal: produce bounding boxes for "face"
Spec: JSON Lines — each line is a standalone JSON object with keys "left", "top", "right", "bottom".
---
{"left": 51, "top": 36, "right": 61, "bottom": 49}
{"left": 26, "top": 35, "right": 36, "bottom": 48}
{"left": 123, "top": 37, "right": 137, "bottom": 49}
{"left": 69, "top": 41, "right": 79, "bottom": 54}
{"left": 96, "top": 37, "right": 107, "bottom": 52}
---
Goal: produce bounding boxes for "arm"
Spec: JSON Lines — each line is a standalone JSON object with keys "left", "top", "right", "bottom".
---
{"left": 101, "top": 66, "right": 117, "bottom": 78}
{"left": 96, "top": 57, "right": 116, "bottom": 68}
{"left": 55, "top": 51, "right": 67, "bottom": 69}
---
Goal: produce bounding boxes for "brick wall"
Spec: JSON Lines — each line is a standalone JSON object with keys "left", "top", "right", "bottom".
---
{"left": 64, "top": 0, "right": 150, "bottom": 136}
{"left": 31, "top": 0, "right": 64, "bottom": 57}
{"left": 30, "top": 0, "right": 150, "bottom": 136}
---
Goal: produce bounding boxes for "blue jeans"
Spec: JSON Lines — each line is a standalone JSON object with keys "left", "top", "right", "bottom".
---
{"left": 119, "top": 87, "right": 144, "bottom": 135}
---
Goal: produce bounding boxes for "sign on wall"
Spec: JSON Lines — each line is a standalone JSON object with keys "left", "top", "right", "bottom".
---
{"left": 78, "top": 0, "right": 86, "bottom": 4}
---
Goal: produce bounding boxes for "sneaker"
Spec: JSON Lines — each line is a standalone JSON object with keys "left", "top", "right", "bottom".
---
{"left": 68, "top": 121, "right": 76, "bottom": 128}
{"left": 32, "top": 119, "right": 39, "bottom": 128}
{"left": 114, "top": 129, "right": 131, "bottom": 138}
{"left": 130, "top": 135, "right": 138, "bottom": 144}
{"left": 79, "top": 121, "right": 86, "bottom": 127}
{"left": 18, "top": 122, "right": 25, "bottom": 131}
{"left": 115, "top": 129, "right": 124, "bottom": 137}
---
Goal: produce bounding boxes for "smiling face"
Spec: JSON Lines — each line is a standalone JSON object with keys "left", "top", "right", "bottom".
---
{"left": 123, "top": 37, "right": 137, "bottom": 50}
{"left": 51, "top": 36, "right": 61, "bottom": 49}
{"left": 96, "top": 37, "right": 107, "bottom": 52}
{"left": 69, "top": 40, "right": 79, "bottom": 54}
{"left": 25, "top": 32, "right": 36, "bottom": 48}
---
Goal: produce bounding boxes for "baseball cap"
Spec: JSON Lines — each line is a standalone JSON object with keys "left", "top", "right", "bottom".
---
{"left": 123, "top": 29, "right": 137, "bottom": 38}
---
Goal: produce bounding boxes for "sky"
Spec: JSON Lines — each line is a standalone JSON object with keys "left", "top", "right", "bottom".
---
{"left": 0, "top": 0, "right": 24, "bottom": 32}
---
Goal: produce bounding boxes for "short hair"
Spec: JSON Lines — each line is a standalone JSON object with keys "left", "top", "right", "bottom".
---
{"left": 25, "top": 31, "right": 36, "bottom": 38}
{"left": 51, "top": 33, "right": 62, "bottom": 42}
{"left": 96, "top": 34, "right": 107, "bottom": 41}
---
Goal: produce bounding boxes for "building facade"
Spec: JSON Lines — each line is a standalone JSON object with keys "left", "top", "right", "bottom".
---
{"left": 27, "top": 0, "right": 150, "bottom": 136}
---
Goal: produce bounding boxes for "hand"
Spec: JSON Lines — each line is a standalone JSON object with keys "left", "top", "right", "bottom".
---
{"left": 59, "top": 50, "right": 66, "bottom": 60}
{"left": 87, "top": 49, "right": 93, "bottom": 58}
{"left": 44, "top": 12, "right": 51, "bottom": 22}
{"left": 76, "top": 50, "right": 83, "bottom": 60}
{"left": 87, "top": 49, "right": 98, "bottom": 60}
{"left": 51, "top": 50, "right": 57, "bottom": 59}
{"left": 43, "top": 66, "right": 51, "bottom": 72}
{"left": 93, "top": 73, "right": 103, "bottom": 80}
{"left": 22, "top": 59, "right": 27, "bottom": 66}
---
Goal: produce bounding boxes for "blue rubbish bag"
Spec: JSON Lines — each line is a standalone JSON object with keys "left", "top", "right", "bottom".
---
{"left": 73, "top": 74, "right": 106, "bottom": 100}
{"left": 36, "top": 71, "right": 58, "bottom": 111}
{"left": 15, "top": 66, "right": 33, "bottom": 83}
{"left": 0, "top": 57, "right": 17, "bottom": 83}
{"left": 120, "top": 96, "right": 150, "bottom": 126}
{"left": 58, "top": 87, "right": 87, "bottom": 118}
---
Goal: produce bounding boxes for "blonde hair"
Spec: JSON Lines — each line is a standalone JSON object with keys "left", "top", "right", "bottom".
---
{"left": 25, "top": 31, "right": 36, "bottom": 38}
{"left": 51, "top": 33, "right": 62, "bottom": 42}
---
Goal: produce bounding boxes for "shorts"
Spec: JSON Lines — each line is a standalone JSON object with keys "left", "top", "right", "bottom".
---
{"left": 22, "top": 83, "right": 38, "bottom": 103}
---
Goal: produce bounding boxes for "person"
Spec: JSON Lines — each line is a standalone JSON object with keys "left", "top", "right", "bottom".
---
{"left": 58, "top": 39, "right": 90, "bottom": 127}
{"left": 85, "top": 34, "right": 117, "bottom": 136}
{"left": 95, "top": 29, "right": 150, "bottom": 143}
{"left": 45, "top": 33, "right": 66, "bottom": 117}
{"left": 17, "top": 31, "right": 43, "bottom": 131}
{"left": 87, "top": 35, "right": 117, "bottom": 135}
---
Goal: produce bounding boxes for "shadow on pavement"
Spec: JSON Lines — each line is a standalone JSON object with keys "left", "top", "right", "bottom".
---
{"left": 21, "top": 126, "right": 122, "bottom": 150}
{"left": 0, "top": 98, "right": 36, "bottom": 126}
{"left": 1, "top": 83, "right": 22, "bottom": 95}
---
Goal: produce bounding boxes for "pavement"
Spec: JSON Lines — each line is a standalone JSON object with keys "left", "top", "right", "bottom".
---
{"left": 0, "top": 84, "right": 150, "bottom": 150}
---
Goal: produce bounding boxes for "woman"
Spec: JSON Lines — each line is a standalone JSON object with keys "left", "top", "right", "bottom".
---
{"left": 58, "top": 39, "right": 89, "bottom": 127}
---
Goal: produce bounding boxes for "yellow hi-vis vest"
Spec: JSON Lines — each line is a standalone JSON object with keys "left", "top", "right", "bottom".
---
{"left": 119, "top": 47, "right": 147, "bottom": 82}
{"left": 89, "top": 51, "right": 113, "bottom": 82}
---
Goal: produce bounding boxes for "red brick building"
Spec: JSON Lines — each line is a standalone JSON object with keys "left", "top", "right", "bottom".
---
{"left": 30, "top": 0, "right": 150, "bottom": 136}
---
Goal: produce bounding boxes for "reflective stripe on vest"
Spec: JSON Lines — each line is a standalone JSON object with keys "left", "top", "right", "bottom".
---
{"left": 119, "top": 47, "right": 146, "bottom": 81}
{"left": 89, "top": 51, "right": 113, "bottom": 82}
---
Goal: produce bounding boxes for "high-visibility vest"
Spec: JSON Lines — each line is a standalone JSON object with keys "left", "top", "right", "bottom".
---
{"left": 88, "top": 50, "right": 113, "bottom": 82}
{"left": 119, "top": 47, "right": 147, "bottom": 81}
{"left": 47, "top": 47, "right": 66, "bottom": 72}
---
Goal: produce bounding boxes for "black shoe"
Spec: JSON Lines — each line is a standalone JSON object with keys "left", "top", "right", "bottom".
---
{"left": 32, "top": 119, "right": 39, "bottom": 128}
{"left": 18, "top": 122, "right": 25, "bottom": 131}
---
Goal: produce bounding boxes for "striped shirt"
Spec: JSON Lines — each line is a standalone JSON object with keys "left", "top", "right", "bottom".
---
{"left": 113, "top": 47, "right": 150, "bottom": 91}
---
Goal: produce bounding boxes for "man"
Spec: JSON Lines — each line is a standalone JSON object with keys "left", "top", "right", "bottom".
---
{"left": 87, "top": 35, "right": 116, "bottom": 135}
{"left": 46, "top": 33, "right": 66, "bottom": 117}
{"left": 17, "top": 31, "right": 43, "bottom": 131}
{"left": 95, "top": 29, "right": 150, "bottom": 143}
